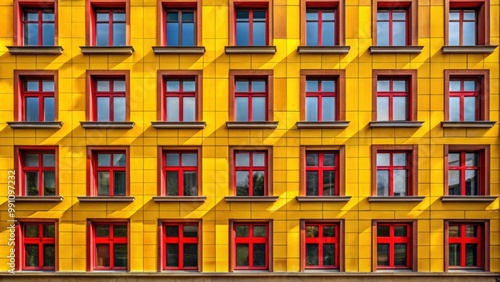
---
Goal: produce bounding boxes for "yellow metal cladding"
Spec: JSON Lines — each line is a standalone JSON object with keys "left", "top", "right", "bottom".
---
{"left": 0, "top": 0, "right": 498, "bottom": 274}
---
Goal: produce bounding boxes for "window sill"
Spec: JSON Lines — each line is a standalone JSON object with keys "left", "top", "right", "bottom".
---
{"left": 224, "top": 196, "right": 279, "bottom": 202}
{"left": 441, "top": 196, "right": 497, "bottom": 202}
{"left": 441, "top": 45, "right": 497, "bottom": 54}
{"left": 80, "top": 46, "right": 134, "bottom": 55}
{"left": 225, "top": 46, "right": 276, "bottom": 54}
{"left": 368, "top": 196, "right": 425, "bottom": 202}
{"left": 77, "top": 196, "right": 135, "bottom": 202}
{"left": 226, "top": 121, "right": 278, "bottom": 129}
{"left": 369, "top": 46, "right": 424, "bottom": 54}
{"left": 152, "top": 46, "right": 205, "bottom": 54}
{"left": 80, "top": 121, "right": 135, "bottom": 129}
{"left": 7, "top": 46, "right": 63, "bottom": 55}
{"left": 369, "top": 121, "right": 423, "bottom": 128}
{"left": 151, "top": 121, "right": 206, "bottom": 129}
{"left": 441, "top": 121, "right": 495, "bottom": 128}
{"left": 7, "top": 121, "right": 63, "bottom": 129}
{"left": 297, "top": 46, "right": 350, "bottom": 54}
{"left": 152, "top": 196, "right": 207, "bottom": 202}
{"left": 295, "top": 196, "right": 351, "bottom": 202}
{"left": 14, "top": 196, "right": 63, "bottom": 202}
{"left": 296, "top": 121, "right": 350, "bottom": 129}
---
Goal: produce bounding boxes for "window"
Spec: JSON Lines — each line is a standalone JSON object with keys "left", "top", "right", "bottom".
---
{"left": 161, "top": 149, "right": 201, "bottom": 196}
{"left": 305, "top": 7, "right": 336, "bottom": 46}
{"left": 88, "top": 148, "right": 129, "bottom": 197}
{"left": 445, "top": 145, "right": 489, "bottom": 196}
{"left": 229, "top": 70, "right": 274, "bottom": 122}
{"left": 372, "top": 0, "right": 417, "bottom": 46}
{"left": 301, "top": 221, "right": 343, "bottom": 270}
{"left": 372, "top": 70, "right": 417, "bottom": 122}
{"left": 14, "top": 71, "right": 58, "bottom": 123}
{"left": 231, "top": 222, "right": 270, "bottom": 271}
{"left": 232, "top": 151, "right": 268, "bottom": 196}
{"left": 229, "top": 0, "right": 272, "bottom": 46}
{"left": 161, "top": 222, "right": 200, "bottom": 270}
{"left": 159, "top": 71, "right": 202, "bottom": 122}
{"left": 15, "top": 148, "right": 57, "bottom": 196}
{"left": 445, "top": 221, "right": 489, "bottom": 271}
{"left": 86, "top": 0, "right": 129, "bottom": 46}
{"left": 445, "top": 0, "right": 490, "bottom": 46}
{"left": 305, "top": 151, "right": 339, "bottom": 196}
{"left": 19, "top": 222, "right": 56, "bottom": 271}
{"left": 159, "top": 0, "right": 200, "bottom": 46}
{"left": 87, "top": 71, "right": 130, "bottom": 122}
{"left": 444, "top": 70, "right": 489, "bottom": 122}
{"left": 373, "top": 222, "right": 415, "bottom": 270}
{"left": 372, "top": 145, "right": 417, "bottom": 197}
{"left": 14, "top": 0, "right": 57, "bottom": 46}
{"left": 89, "top": 222, "right": 128, "bottom": 271}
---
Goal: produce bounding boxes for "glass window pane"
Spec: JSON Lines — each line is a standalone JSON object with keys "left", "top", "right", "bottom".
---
{"left": 377, "top": 97, "right": 389, "bottom": 121}
{"left": 166, "top": 12, "right": 178, "bottom": 21}
{"left": 183, "top": 80, "right": 196, "bottom": 92}
{"left": 253, "top": 226, "right": 266, "bottom": 237}
{"left": 236, "top": 244, "right": 249, "bottom": 266}
{"left": 96, "top": 225, "right": 110, "bottom": 237}
{"left": 235, "top": 81, "right": 249, "bottom": 92}
{"left": 96, "top": 13, "right": 109, "bottom": 21}
{"left": 42, "top": 23, "right": 55, "bottom": 46}
{"left": 25, "top": 225, "right": 39, "bottom": 237}
{"left": 323, "top": 244, "right": 335, "bottom": 266}
{"left": 113, "top": 244, "right": 127, "bottom": 267}
{"left": 43, "top": 245, "right": 55, "bottom": 267}
{"left": 449, "top": 11, "right": 460, "bottom": 20}
{"left": 465, "top": 170, "right": 478, "bottom": 195}
{"left": 251, "top": 81, "right": 266, "bottom": 92}
{"left": 113, "top": 225, "right": 127, "bottom": 237}
{"left": 449, "top": 225, "right": 460, "bottom": 237}
{"left": 377, "top": 11, "right": 389, "bottom": 20}
{"left": 392, "top": 21, "right": 407, "bottom": 46}
{"left": 448, "top": 170, "right": 461, "bottom": 195}
{"left": 166, "top": 226, "right": 178, "bottom": 237}
{"left": 253, "top": 244, "right": 266, "bottom": 266}
{"left": 113, "top": 12, "right": 125, "bottom": 21}
{"left": 464, "top": 81, "right": 475, "bottom": 91}
{"left": 306, "top": 171, "right": 319, "bottom": 196}
{"left": 183, "top": 97, "right": 196, "bottom": 122}
{"left": 25, "top": 97, "right": 39, "bottom": 121}
{"left": 183, "top": 171, "right": 197, "bottom": 196}
{"left": 96, "top": 244, "right": 110, "bottom": 267}
{"left": 26, "top": 172, "right": 39, "bottom": 196}
{"left": 378, "top": 226, "right": 390, "bottom": 236}
{"left": 449, "top": 81, "right": 461, "bottom": 91}
{"left": 97, "top": 97, "right": 110, "bottom": 121}
{"left": 25, "top": 153, "right": 39, "bottom": 166}
{"left": 252, "top": 171, "right": 265, "bottom": 196}
{"left": 24, "top": 23, "right": 39, "bottom": 46}
{"left": 236, "top": 225, "right": 249, "bottom": 237}
{"left": 25, "top": 11, "right": 38, "bottom": 20}
{"left": 97, "top": 154, "right": 110, "bottom": 166}
{"left": 393, "top": 80, "right": 406, "bottom": 91}
{"left": 448, "top": 153, "right": 460, "bottom": 166}
{"left": 377, "top": 22, "right": 389, "bottom": 46}
{"left": 113, "top": 80, "right": 125, "bottom": 92}
{"left": 42, "top": 81, "right": 54, "bottom": 92}
{"left": 306, "top": 244, "right": 319, "bottom": 266}
{"left": 236, "top": 153, "right": 249, "bottom": 166}
{"left": 25, "top": 245, "right": 39, "bottom": 267}
{"left": 377, "top": 170, "right": 389, "bottom": 196}
{"left": 253, "top": 22, "right": 266, "bottom": 46}
{"left": 465, "top": 153, "right": 477, "bottom": 166}
{"left": 113, "top": 171, "right": 126, "bottom": 196}
{"left": 394, "top": 244, "right": 407, "bottom": 266}
{"left": 182, "top": 153, "right": 197, "bottom": 166}
{"left": 465, "top": 225, "right": 477, "bottom": 237}
{"left": 322, "top": 22, "right": 335, "bottom": 46}
{"left": 253, "top": 11, "right": 266, "bottom": 19}
{"left": 113, "top": 154, "right": 126, "bottom": 167}
{"left": 306, "top": 80, "right": 318, "bottom": 92}
{"left": 322, "top": 80, "right": 335, "bottom": 92}
{"left": 113, "top": 23, "right": 126, "bottom": 46}
{"left": 393, "top": 97, "right": 407, "bottom": 121}
{"left": 306, "top": 10, "right": 318, "bottom": 20}
{"left": 305, "top": 225, "right": 319, "bottom": 237}
{"left": 322, "top": 97, "right": 335, "bottom": 121}
{"left": 253, "top": 153, "right": 265, "bottom": 166}
{"left": 166, "top": 97, "right": 180, "bottom": 121}
{"left": 184, "top": 243, "right": 198, "bottom": 267}
{"left": 449, "top": 244, "right": 460, "bottom": 266}
{"left": 449, "top": 22, "right": 460, "bottom": 46}
{"left": 41, "top": 154, "right": 54, "bottom": 167}
{"left": 166, "top": 153, "right": 179, "bottom": 166}
{"left": 323, "top": 170, "right": 335, "bottom": 196}
{"left": 393, "top": 153, "right": 407, "bottom": 166}
{"left": 26, "top": 81, "right": 39, "bottom": 91}
{"left": 465, "top": 244, "right": 478, "bottom": 266}
{"left": 166, "top": 171, "right": 179, "bottom": 196}
{"left": 96, "top": 80, "right": 109, "bottom": 92}
{"left": 394, "top": 170, "right": 408, "bottom": 196}
{"left": 306, "top": 22, "right": 318, "bottom": 46}
{"left": 167, "top": 22, "right": 179, "bottom": 46}
{"left": 235, "top": 97, "right": 248, "bottom": 121}
{"left": 323, "top": 225, "right": 335, "bottom": 237}
{"left": 323, "top": 153, "right": 335, "bottom": 166}
{"left": 252, "top": 97, "right": 266, "bottom": 121}
{"left": 183, "top": 225, "right": 198, "bottom": 237}
{"left": 377, "top": 153, "right": 390, "bottom": 166}
{"left": 113, "top": 97, "right": 126, "bottom": 122}
{"left": 44, "top": 97, "right": 55, "bottom": 121}
{"left": 464, "top": 97, "right": 476, "bottom": 121}
{"left": 377, "top": 80, "right": 390, "bottom": 91}
{"left": 393, "top": 11, "right": 406, "bottom": 20}
{"left": 236, "top": 171, "right": 249, "bottom": 196}
{"left": 43, "top": 171, "right": 56, "bottom": 196}
{"left": 166, "top": 80, "right": 180, "bottom": 92}
{"left": 166, "top": 244, "right": 179, "bottom": 266}
{"left": 377, "top": 244, "right": 390, "bottom": 266}
{"left": 449, "top": 97, "right": 460, "bottom": 121}
{"left": 97, "top": 172, "right": 110, "bottom": 196}
{"left": 236, "top": 22, "right": 249, "bottom": 46}
{"left": 394, "top": 226, "right": 407, "bottom": 236}
{"left": 463, "top": 22, "right": 476, "bottom": 46}
{"left": 96, "top": 23, "right": 109, "bottom": 46}
{"left": 306, "top": 153, "right": 319, "bottom": 166}
{"left": 306, "top": 97, "right": 318, "bottom": 121}
{"left": 44, "top": 225, "right": 55, "bottom": 238}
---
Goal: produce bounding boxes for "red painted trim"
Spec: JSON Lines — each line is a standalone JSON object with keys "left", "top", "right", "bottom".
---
{"left": 372, "top": 0, "right": 417, "bottom": 46}
{"left": 229, "top": 0, "right": 273, "bottom": 46}
{"left": 444, "top": 220, "right": 489, "bottom": 271}
{"left": 304, "top": 151, "right": 339, "bottom": 196}
{"left": 372, "top": 220, "right": 417, "bottom": 271}
{"left": 444, "top": 70, "right": 489, "bottom": 121}
{"left": 86, "top": 0, "right": 130, "bottom": 46}
{"left": 13, "top": 0, "right": 58, "bottom": 46}
{"left": 232, "top": 151, "right": 268, "bottom": 196}
{"left": 86, "top": 146, "right": 130, "bottom": 196}
{"left": 88, "top": 220, "right": 129, "bottom": 271}
{"left": 158, "top": 0, "right": 201, "bottom": 46}
{"left": 14, "top": 146, "right": 59, "bottom": 196}
{"left": 303, "top": 222, "right": 340, "bottom": 269}
{"left": 445, "top": 0, "right": 489, "bottom": 45}
{"left": 160, "top": 221, "right": 200, "bottom": 270}
{"left": 86, "top": 70, "right": 130, "bottom": 122}
{"left": 232, "top": 222, "right": 270, "bottom": 270}
{"left": 375, "top": 151, "right": 411, "bottom": 196}
{"left": 160, "top": 148, "right": 201, "bottom": 196}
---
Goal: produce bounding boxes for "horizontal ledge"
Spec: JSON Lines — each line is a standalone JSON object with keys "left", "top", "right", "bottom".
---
{"left": 441, "top": 121, "right": 496, "bottom": 128}
{"left": 225, "top": 46, "right": 276, "bottom": 54}
{"left": 77, "top": 196, "right": 135, "bottom": 202}
{"left": 224, "top": 196, "right": 279, "bottom": 202}
{"left": 152, "top": 196, "right": 207, "bottom": 202}
{"left": 369, "top": 46, "right": 424, "bottom": 54}
{"left": 297, "top": 46, "right": 350, "bottom": 54}
{"left": 226, "top": 121, "right": 279, "bottom": 129}
{"left": 296, "top": 196, "right": 351, "bottom": 202}
{"left": 151, "top": 121, "right": 206, "bottom": 129}
{"left": 296, "top": 121, "right": 349, "bottom": 129}
{"left": 7, "top": 46, "right": 63, "bottom": 55}
{"left": 80, "top": 46, "right": 134, "bottom": 55}
{"left": 7, "top": 121, "right": 63, "bottom": 129}
{"left": 370, "top": 121, "right": 424, "bottom": 128}
{"left": 441, "top": 196, "right": 497, "bottom": 202}
{"left": 152, "top": 46, "right": 205, "bottom": 54}
{"left": 13, "top": 196, "right": 64, "bottom": 202}
{"left": 80, "top": 121, "right": 135, "bottom": 129}
{"left": 368, "top": 196, "right": 425, "bottom": 202}
{"left": 441, "top": 45, "right": 497, "bottom": 54}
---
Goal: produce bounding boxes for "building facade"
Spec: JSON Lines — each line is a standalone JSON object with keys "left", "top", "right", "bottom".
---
{"left": 0, "top": 0, "right": 498, "bottom": 281}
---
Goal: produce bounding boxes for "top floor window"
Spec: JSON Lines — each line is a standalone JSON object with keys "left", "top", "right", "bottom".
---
{"left": 14, "top": 0, "right": 57, "bottom": 46}
{"left": 372, "top": 0, "right": 417, "bottom": 47}
{"left": 21, "top": 78, "right": 55, "bottom": 122}
{"left": 445, "top": 0, "right": 490, "bottom": 46}
{"left": 306, "top": 8, "right": 336, "bottom": 46}
{"left": 166, "top": 9, "right": 195, "bottom": 46}
{"left": 86, "top": 0, "right": 129, "bottom": 47}
{"left": 235, "top": 9, "right": 267, "bottom": 46}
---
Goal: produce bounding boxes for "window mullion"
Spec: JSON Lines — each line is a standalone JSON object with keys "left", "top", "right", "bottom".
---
{"left": 178, "top": 11, "right": 183, "bottom": 46}
{"left": 179, "top": 166, "right": 185, "bottom": 196}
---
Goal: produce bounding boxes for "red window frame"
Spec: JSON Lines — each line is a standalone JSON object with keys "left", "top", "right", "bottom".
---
{"left": 163, "top": 78, "right": 196, "bottom": 122}
{"left": 87, "top": 147, "right": 129, "bottom": 197}
{"left": 376, "top": 8, "right": 408, "bottom": 46}
{"left": 376, "top": 78, "right": 410, "bottom": 121}
{"left": 444, "top": 145, "right": 489, "bottom": 196}
{"left": 157, "top": 0, "right": 201, "bottom": 46}
{"left": 18, "top": 222, "right": 57, "bottom": 271}
{"left": 85, "top": 0, "right": 130, "bottom": 46}
{"left": 232, "top": 151, "right": 268, "bottom": 196}
{"left": 445, "top": 0, "right": 490, "bottom": 46}
{"left": 94, "top": 9, "right": 125, "bottom": 46}
{"left": 234, "top": 8, "right": 268, "bottom": 46}
{"left": 374, "top": 222, "right": 414, "bottom": 270}
{"left": 448, "top": 223, "right": 482, "bottom": 268}
{"left": 444, "top": 220, "right": 489, "bottom": 271}
{"left": 376, "top": 151, "right": 410, "bottom": 196}
{"left": 88, "top": 221, "right": 129, "bottom": 271}
{"left": 234, "top": 77, "right": 268, "bottom": 122}
{"left": 305, "top": 6, "right": 337, "bottom": 46}
{"left": 161, "top": 149, "right": 201, "bottom": 196}
{"left": 449, "top": 9, "right": 477, "bottom": 45}
{"left": 302, "top": 222, "right": 340, "bottom": 270}
{"left": 305, "top": 151, "right": 339, "bottom": 196}
{"left": 448, "top": 151, "right": 479, "bottom": 195}
{"left": 444, "top": 70, "right": 489, "bottom": 122}
{"left": 231, "top": 222, "right": 270, "bottom": 271}
{"left": 86, "top": 71, "right": 130, "bottom": 122}
{"left": 13, "top": 0, "right": 58, "bottom": 46}
{"left": 229, "top": 0, "right": 273, "bottom": 46}
{"left": 14, "top": 147, "right": 58, "bottom": 197}
{"left": 21, "top": 78, "right": 55, "bottom": 122}
{"left": 371, "top": 0, "right": 417, "bottom": 46}
{"left": 305, "top": 77, "right": 338, "bottom": 122}
{"left": 160, "top": 222, "right": 201, "bottom": 270}
{"left": 448, "top": 78, "right": 480, "bottom": 121}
